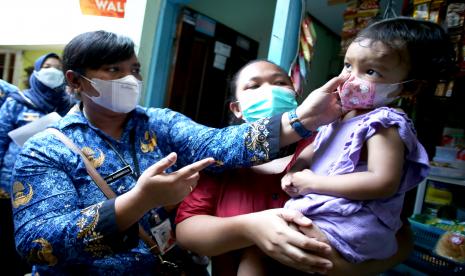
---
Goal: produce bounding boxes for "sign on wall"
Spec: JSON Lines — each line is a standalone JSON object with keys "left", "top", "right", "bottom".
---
{"left": 80, "top": 0, "right": 127, "bottom": 18}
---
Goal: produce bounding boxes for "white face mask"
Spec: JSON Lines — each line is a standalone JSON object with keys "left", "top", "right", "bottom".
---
{"left": 82, "top": 75, "right": 142, "bottom": 113}
{"left": 34, "top": 67, "right": 65, "bottom": 89}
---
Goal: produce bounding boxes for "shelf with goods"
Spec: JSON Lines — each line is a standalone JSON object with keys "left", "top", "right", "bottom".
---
{"left": 407, "top": 173, "right": 465, "bottom": 274}
{"left": 399, "top": 1, "right": 465, "bottom": 161}
{"left": 413, "top": 175, "right": 465, "bottom": 216}
{"left": 413, "top": 175, "right": 465, "bottom": 215}
{"left": 407, "top": 172, "right": 465, "bottom": 274}
{"left": 402, "top": 3, "right": 465, "bottom": 273}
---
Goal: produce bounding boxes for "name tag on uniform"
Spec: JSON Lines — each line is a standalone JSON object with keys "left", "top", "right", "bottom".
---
{"left": 104, "top": 165, "right": 133, "bottom": 183}
{"left": 150, "top": 219, "right": 176, "bottom": 254}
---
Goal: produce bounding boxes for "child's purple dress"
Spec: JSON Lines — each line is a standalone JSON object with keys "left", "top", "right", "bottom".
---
{"left": 285, "top": 107, "right": 429, "bottom": 263}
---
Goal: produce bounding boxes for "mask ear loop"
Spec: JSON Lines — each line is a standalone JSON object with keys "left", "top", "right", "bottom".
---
{"left": 79, "top": 74, "right": 96, "bottom": 85}
{"left": 388, "top": 79, "right": 416, "bottom": 86}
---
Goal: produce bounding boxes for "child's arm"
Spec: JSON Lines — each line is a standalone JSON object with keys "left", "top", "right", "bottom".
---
{"left": 289, "top": 143, "right": 315, "bottom": 172}
{"left": 290, "top": 126, "right": 405, "bottom": 200}
{"left": 282, "top": 144, "right": 315, "bottom": 196}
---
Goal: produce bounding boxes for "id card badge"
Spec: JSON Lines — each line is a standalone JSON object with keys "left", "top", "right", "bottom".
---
{"left": 150, "top": 219, "right": 176, "bottom": 254}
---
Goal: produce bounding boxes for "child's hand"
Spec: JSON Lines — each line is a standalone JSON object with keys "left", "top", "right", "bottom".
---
{"left": 281, "top": 172, "right": 300, "bottom": 197}
{"left": 282, "top": 169, "right": 316, "bottom": 197}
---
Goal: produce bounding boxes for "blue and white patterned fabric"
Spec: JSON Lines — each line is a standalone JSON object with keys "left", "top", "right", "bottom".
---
{"left": 0, "top": 97, "right": 46, "bottom": 199}
{"left": 11, "top": 104, "right": 280, "bottom": 274}
{"left": 0, "top": 79, "right": 19, "bottom": 107}
{"left": 0, "top": 53, "right": 74, "bottom": 199}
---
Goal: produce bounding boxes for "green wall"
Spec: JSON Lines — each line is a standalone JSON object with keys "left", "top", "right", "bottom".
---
{"left": 138, "top": 0, "right": 162, "bottom": 105}
{"left": 304, "top": 20, "right": 342, "bottom": 98}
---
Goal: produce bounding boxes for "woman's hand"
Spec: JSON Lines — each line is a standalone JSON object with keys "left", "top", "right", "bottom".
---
{"left": 296, "top": 75, "right": 347, "bottom": 130}
{"left": 243, "top": 208, "right": 333, "bottom": 274}
{"left": 135, "top": 152, "right": 215, "bottom": 207}
{"left": 115, "top": 153, "right": 214, "bottom": 230}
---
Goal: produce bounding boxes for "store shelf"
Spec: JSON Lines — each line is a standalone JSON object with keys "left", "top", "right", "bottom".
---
{"left": 426, "top": 175, "right": 465, "bottom": 186}
{"left": 408, "top": 175, "right": 465, "bottom": 275}
{"left": 413, "top": 175, "right": 465, "bottom": 215}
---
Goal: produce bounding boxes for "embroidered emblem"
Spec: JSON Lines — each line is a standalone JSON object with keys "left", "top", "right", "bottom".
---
{"left": 0, "top": 188, "right": 9, "bottom": 199}
{"left": 245, "top": 118, "right": 270, "bottom": 163}
{"left": 77, "top": 203, "right": 112, "bottom": 257}
{"left": 28, "top": 238, "right": 58, "bottom": 266}
{"left": 22, "top": 112, "right": 40, "bottom": 122}
{"left": 12, "top": 181, "right": 33, "bottom": 208}
{"left": 77, "top": 203, "right": 101, "bottom": 239}
{"left": 81, "top": 147, "right": 105, "bottom": 168}
{"left": 140, "top": 131, "right": 157, "bottom": 153}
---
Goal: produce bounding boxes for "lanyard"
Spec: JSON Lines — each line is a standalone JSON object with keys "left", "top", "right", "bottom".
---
{"left": 101, "top": 129, "right": 141, "bottom": 183}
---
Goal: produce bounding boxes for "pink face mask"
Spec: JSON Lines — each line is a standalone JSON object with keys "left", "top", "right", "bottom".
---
{"left": 338, "top": 75, "right": 402, "bottom": 111}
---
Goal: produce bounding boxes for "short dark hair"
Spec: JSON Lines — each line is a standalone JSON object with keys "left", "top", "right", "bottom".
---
{"left": 229, "top": 59, "right": 289, "bottom": 101}
{"left": 354, "top": 17, "right": 456, "bottom": 81}
{"left": 62, "top": 30, "right": 135, "bottom": 74}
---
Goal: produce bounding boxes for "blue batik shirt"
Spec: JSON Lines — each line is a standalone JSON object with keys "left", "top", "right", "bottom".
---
{"left": 0, "top": 79, "right": 19, "bottom": 106}
{"left": 0, "top": 98, "right": 45, "bottom": 199}
{"left": 11, "top": 105, "right": 280, "bottom": 275}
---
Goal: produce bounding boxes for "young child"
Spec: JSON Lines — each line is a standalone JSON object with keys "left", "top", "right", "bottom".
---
{"left": 280, "top": 17, "right": 455, "bottom": 265}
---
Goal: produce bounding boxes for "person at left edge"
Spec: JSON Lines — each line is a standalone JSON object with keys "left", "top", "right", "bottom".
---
{"left": 0, "top": 53, "right": 73, "bottom": 275}
{"left": 0, "top": 53, "right": 72, "bottom": 195}
{"left": 0, "top": 79, "right": 19, "bottom": 107}
{"left": 10, "top": 30, "right": 344, "bottom": 275}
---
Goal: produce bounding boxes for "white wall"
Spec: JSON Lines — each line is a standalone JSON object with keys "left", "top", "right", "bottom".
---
{"left": 0, "top": 0, "right": 146, "bottom": 50}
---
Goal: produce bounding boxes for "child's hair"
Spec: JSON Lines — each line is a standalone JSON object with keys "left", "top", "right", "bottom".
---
{"left": 353, "top": 17, "right": 456, "bottom": 83}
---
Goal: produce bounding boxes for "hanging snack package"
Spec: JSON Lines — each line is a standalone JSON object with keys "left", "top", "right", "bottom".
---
{"left": 435, "top": 231, "right": 465, "bottom": 263}
{"left": 298, "top": 53, "right": 307, "bottom": 79}
{"left": 429, "top": 0, "right": 446, "bottom": 23}
{"left": 302, "top": 16, "right": 315, "bottom": 47}
{"left": 413, "top": 0, "right": 431, "bottom": 20}
{"left": 341, "top": 0, "right": 358, "bottom": 41}
{"left": 300, "top": 36, "right": 311, "bottom": 62}
{"left": 356, "top": 0, "right": 379, "bottom": 32}
{"left": 446, "top": 2, "right": 465, "bottom": 35}
{"left": 357, "top": 0, "right": 380, "bottom": 17}
{"left": 291, "top": 62, "right": 302, "bottom": 94}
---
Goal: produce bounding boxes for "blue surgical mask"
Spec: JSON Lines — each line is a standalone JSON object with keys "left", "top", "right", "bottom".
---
{"left": 239, "top": 86, "right": 298, "bottom": 122}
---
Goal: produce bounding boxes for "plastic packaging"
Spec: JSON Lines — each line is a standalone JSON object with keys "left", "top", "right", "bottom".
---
{"left": 8, "top": 112, "right": 62, "bottom": 147}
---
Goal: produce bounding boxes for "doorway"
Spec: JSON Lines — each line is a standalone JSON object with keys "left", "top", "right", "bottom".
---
{"left": 166, "top": 8, "right": 258, "bottom": 127}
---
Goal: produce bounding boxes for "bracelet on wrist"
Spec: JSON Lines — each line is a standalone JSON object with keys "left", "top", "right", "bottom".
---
{"left": 288, "top": 109, "right": 313, "bottom": 139}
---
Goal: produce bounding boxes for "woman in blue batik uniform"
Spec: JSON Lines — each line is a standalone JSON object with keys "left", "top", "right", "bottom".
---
{"left": 0, "top": 53, "right": 73, "bottom": 275}
{"left": 0, "top": 53, "right": 72, "bottom": 196}
{"left": 11, "top": 31, "right": 345, "bottom": 275}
